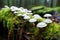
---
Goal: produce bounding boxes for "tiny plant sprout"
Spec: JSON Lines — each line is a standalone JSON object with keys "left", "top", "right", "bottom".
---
{"left": 37, "top": 22, "right": 47, "bottom": 28}
{"left": 44, "top": 14, "right": 52, "bottom": 18}
{"left": 29, "top": 19, "right": 37, "bottom": 22}
{"left": 44, "top": 19, "right": 52, "bottom": 23}
{"left": 24, "top": 16, "right": 30, "bottom": 19}
{"left": 33, "top": 14, "right": 42, "bottom": 19}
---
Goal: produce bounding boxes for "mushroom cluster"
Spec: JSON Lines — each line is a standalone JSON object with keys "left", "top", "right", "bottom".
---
{"left": 2, "top": 5, "right": 53, "bottom": 28}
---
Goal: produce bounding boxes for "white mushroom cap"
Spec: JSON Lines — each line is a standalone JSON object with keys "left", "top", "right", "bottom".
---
{"left": 19, "top": 7, "right": 24, "bottom": 10}
{"left": 29, "top": 19, "right": 37, "bottom": 22}
{"left": 27, "top": 10, "right": 32, "bottom": 13}
{"left": 44, "top": 14, "right": 52, "bottom": 17}
{"left": 10, "top": 6, "right": 18, "bottom": 11}
{"left": 44, "top": 19, "right": 52, "bottom": 23}
{"left": 4, "top": 5, "right": 9, "bottom": 8}
{"left": 1, "top": 8, "right": 5, "bottom": 10}
{"left": 23, "top": 9, "right": 28, "bottom": 12}
{"left": 24, "top": 16, "right": 30, "bottom": 19}
{"left": 33, "top": 14, "right": 42, "bottom": 19}
{"left": 37, "top": 22, "right": 47, "bottom": 28}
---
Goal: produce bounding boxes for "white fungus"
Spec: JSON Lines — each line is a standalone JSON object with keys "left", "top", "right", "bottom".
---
{"left": 33, "top": 14, "right": 42, "bottom": 19}
{"left": 19, "top": 7, "right": 24, "bottom": 10}
{"left": 4, "top": 5, "right": 9, "bottom": 8}
{"left": 24, "top": 16, "right": 30, "bottom": 19}
{"left": 10, "top": 6, "right": 18, "bottom": 11}
{"left": 27, "top": 10, "right": 32, "bottom": 13}
{"left": 44, "top": 14, "right": 52, "bottom": 17}
{"left": 37, "top": 22, "right": 47, "bottom": 28}
{"left": 29, "top": 19, "right": 37, "bottom": 22}
{"left": 44, "top": 19, "right": 52, "bottom": 23}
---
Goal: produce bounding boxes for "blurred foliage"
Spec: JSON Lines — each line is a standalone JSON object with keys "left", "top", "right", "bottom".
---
{"left": 31, "top": 6, "right": 60, "bottom": 14}
{"left": 2, "top": 0, "right": 58, "bottom": 8}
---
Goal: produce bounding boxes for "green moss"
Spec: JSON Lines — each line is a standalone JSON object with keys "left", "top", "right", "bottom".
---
{"left": 0, "top": 8, "right": 19, "bottom": 30}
